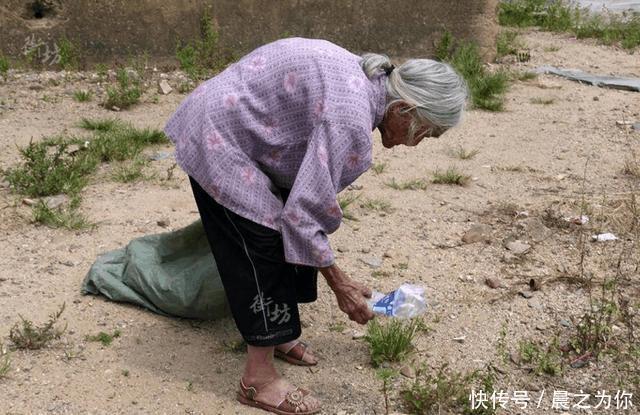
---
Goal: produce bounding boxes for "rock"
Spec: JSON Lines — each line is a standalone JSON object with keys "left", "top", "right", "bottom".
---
{"left": 559, "top": 319, "right": 572, "bottom": 328}
{"left": 111, "top": 106, "right": 121, "bottom": 112}
{"left": 633, "top": 122, "right": 640, "bottom": 132}
{"left": 352, "top": 331, "right": 365, "bottom": 340}
{"left": 29, "top": 84, "right": 45, "bottom": 91}
{"left": 336, "top": 246, "right": 349, "bottom": 253}
{"left": 510, "top": 351, "right": 521, "bottom": 365}
{"left": 360, "top": 256, "right": 382, "bottom": 268}
{"left": 517, "top": 217, "right": 550, "bottom": 243}
{"left": 452, "top": 335, "right": 466, "bottom": 343}
{"left": 461, "top": 224, "right": 492, "bottom": 244}
{"left": 505, "top": 240, "right": 530, "bottom": 255}
{"left": 484, "top": 277, "right": 502, "bottom": 289}
{"left": 149, "top": 151, "right": 172, "bottom": 161}
{"left": 22, "top": 198, "right": 38, "bottom": 206}
{"left": 518, "top": 290, "right": 533, "bottom": 299}
{"left": 158, "top": 79, "right": 173, "bottom": 95}
{"left": 43, "top": 194, "right": 69, "bottom": 210}
{"left": 157, "top": 219, "right": 170, "bottom": 228}
{"left": 400, "top": 365, "right": 416, "bottom": 378}
{"left": 527, "top": 299, "right": 543, "bottom": 310}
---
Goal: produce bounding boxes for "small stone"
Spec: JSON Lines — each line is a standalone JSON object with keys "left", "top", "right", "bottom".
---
{"left": 452, "top": 335, "right": 466, "bottom": 343}
{"left": 593, "top": 96, "right": 599, "bottom": 101}
{"left": 355, "top": 365, "right": 363, "bottom": 370}
{"left": 528, "top": 299, "right": 543, "bottom": 310}
{"left": 336, "top": 246, "right": 349, "bottom": 253}
{"left": 112, "top": 106, "right": 121, "bottom": 112}
{"left": 22, "top": 198, "right": 38, "bottom": 206}
{"left": 505, "top": 240, "right": 531, "bottom": 255}
{"left": 360, "top": 247, "right": 370, "bottom": 254}
{"left": 519, "top": 290, "right": 533, "bottom": 299}
{"left": 400, "top": 365, "right": 416, "bottom": 378}
{"left": 510, "top": 352, "right": 521, "bottom": 365}
{"left": 158, "top": 79, "right": 173, "bottom": 95}
{"left": 517, "top": 217, "right": 550, "bottom": 243}
{"left": 485, "top": 277, "right": 502, "bottom": 289}
{"left": 559, "top": 319, "right": 572, "bottom": 328}
{"left": 43, "top": 194, "right": 69, "bottom": 210}
{"left": 361, "top": 256, "right": 382, "bottom": 269}
{"left": 29, "top": 84, "right": 44, "bottom": 91}
{"left": 149, "top": 151, "right": 172, "bottom": 161}
{"left": 461, "top": 224, "right": 492, "bottom": 244}
{"left": 352, "top": 331, "right": 365, "bottom": 339}
{"left": 59, "top": 260, "right": 74, "bottom": 267}
{"left": 157, "top": 219, "right": 170, "bottom": 228}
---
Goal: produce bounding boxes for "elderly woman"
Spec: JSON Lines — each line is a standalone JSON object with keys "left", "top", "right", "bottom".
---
{"left": 164, "top": 37, "right": 466, "bottom": 414}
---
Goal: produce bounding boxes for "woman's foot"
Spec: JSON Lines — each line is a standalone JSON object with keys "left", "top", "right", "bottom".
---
{"left": 238, "top": 375, "right": 321, "bottom": 414}
{"left": 275, "top": 340, "right": 318, "bottom": 366}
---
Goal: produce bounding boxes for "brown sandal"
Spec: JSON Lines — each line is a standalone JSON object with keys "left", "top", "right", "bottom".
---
{"left": 274, "top": 341, "right": 317, "bottom": 366}
{"left": 237, "top": 378, "right": 321, "bottom": 415}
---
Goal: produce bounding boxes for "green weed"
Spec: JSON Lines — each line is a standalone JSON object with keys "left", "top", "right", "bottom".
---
{"left": 0, "top": 342, "right": 10, "bottom": 379}
{"left": 94, "top": 63, "right": 108, "bottom": 80}
{"left": 365, "top": 318, "right": 420, "bottom": 367}
{"left": 56, "top": 37, "right": 80, "bottom": 70}
{"left": 371, "top": 162, "right": 387, "bottom": 175}
{"left": 73, "top": 90, "right": 92, "bottom": 102}
{"left": 512, "top": 70, "right": 538, "bottom": 81}
{"left": 384, "top": 178, "right": 428, "bottom": 190}
{"left": 329, "top": 322, "right": 346, "bottom": 333}
{"left": 103, "top": 68, "right": 141, "bottom": 110}
{"left": 85, "top": 329, "right": 121, "bottom": 347}
{"left": 361, "top": 198, "right": 394, "bottom": 214}
{"left": 432, "top": 167, "right": 471, "bottom": 186}
{"left": 530, "top": 97, "right": 555, "bottom": 105}
{"left": 79, "top": 118, "right": 118, "bottom": 132}
{"left": 112, "top": 157, "right": 150, "bottom": 183}
{"left": 496, "top": 30, "right": 522, "bottom": 57}
{"left": 338, "top": 193, "right": 360, "bottom": 221}
{"left": 452, "top": 146, "right": 480, "bottom": 160}
{"left": 0, "top": 55, "right": 9, "bottom": 76}
{"left": 518, "top": 339, "right": 563, "bottom": 376}
{"left": 377, "top": 368, "right": 398, "bottom": 414}
{"left": 32, "top": 197, "right": 93, "bottom": 230}
{"left": 401, "top": 364, "right": 497, "bottom": 415}
{"left": 9, "top": 303, "right": 67, "bottom": 350}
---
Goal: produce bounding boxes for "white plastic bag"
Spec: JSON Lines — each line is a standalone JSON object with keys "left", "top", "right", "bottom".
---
{"left": 368, "top": 283, "right": 427, "bottom": 319}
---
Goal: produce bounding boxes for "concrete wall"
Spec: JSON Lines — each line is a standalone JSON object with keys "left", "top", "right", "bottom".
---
{"left": 0, "top": 0, "right": 499, "bottom": 68}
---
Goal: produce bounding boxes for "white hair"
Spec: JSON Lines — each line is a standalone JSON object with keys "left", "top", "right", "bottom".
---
{"left": 361, "top": 53, "right": 468, "bottom": 142}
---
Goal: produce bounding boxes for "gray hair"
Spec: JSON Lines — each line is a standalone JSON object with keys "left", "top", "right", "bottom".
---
{"left": 361, "top": 53, "right": 468, "bottom": 142}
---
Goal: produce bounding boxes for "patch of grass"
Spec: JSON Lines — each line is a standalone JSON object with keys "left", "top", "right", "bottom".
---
{"left": 384, "top": 178, "right": 428, "bottom": 190}
{"left": 222, "top": 339, "right": 246, "bottom": 353}
{"left": 79, "top": 118, "right": 118, "bottom": 132}
{"left": 544, "top": 45, "right": 561, "bottom": 52}
{"left": 338, "top": 193, "right": 360, "bottom": 221}
{"left": 56, "top": 37, "right": 80, "bottom": 70}
{"left": 41, "top": 94, "right": 59, "bottom": 104}
{"left": 4, "top": 138, "right": 97, "bottom": 197}
{"left": 73, "top": 90, "right": 92, "bottom": 102}
{"left": 112, "top": 157, "right": 150, "bottom": 183}
{"left": 0, "top": 342, "right": 10, "bottom": 379}
{"left": 436, "top": 33, "right": 509, "bottom": 111}
{"left": 451, "top": 146, "right": 479, "bottom": 160}
{"left": 121, "top": 369, "right": 130, "bottom": 377}
{"left": 186, "top": 380, "right": 195, "bottom": 392}
{"left": 94, "top": 63, "right": 108, "bottom": 80}
{"left": 498, "top": 0, "right": 640, "bottom": 50}
{"left": 377, "top": 368, "right": 398, "bottom": 414}
{"left": 85, "top": 329, "right": 121, "bottom": 347}
{"left": 88, "top": 122, "right": 167, "bottom": 162}
{"left": 432, "top": 167, "right": 471, "bottom": 186}
{"left": 328, "top": 322, "right": 346, "bottom": 333}
{"left": 496, "top": 30, "right": 522, "bottom": 57}
{"left": 365, "top": 318, "right": 420, "bottom": 367}
{"left": 371, "top": 162, "right": 387, "bottom": 175}
{"left": 512, "top": 70, "right": 538, "bottom": 81}
{"left": 9, "top": 303, "right": 66, "bottom": 350}
{"left": 32, "top": 197, "right": 93, "bottom": 230}
{"left": 176, "top": 7, "right": 234, "bottom": 81}
{"left": 103, "top": 68, "right": 141, "bottom": 110}
{"left": 401, "top": 364, "right": 497, "bottom": 415}
{"left": 361, "top": 198, "right": 393, "bottom": 214}
{"left": 623, "top": 159, "right": 640, "bottom": 178}
{"left": 518, "top": 339, "right": 563, "bottom": 376}
{"left": 372, "top": 270, "right": 391, "bottom": 279}
{"left": 0, "top": 55, "right": 9, "bottom": 76}
{"left": 530, "top": 97, "right": 555, "bottom": 105}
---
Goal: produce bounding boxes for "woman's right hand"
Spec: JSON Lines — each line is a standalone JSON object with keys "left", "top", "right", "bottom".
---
{"left": 319, "top": 263, "right": 375, "bottom": 325}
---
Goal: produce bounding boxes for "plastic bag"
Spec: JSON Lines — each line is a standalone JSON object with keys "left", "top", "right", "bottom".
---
{"left": 368, "top": 283, "right": 427, "bottom": 319}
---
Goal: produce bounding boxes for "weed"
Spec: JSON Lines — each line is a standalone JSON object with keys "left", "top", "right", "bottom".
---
{"left": 122, "top": 369, "right": 130, "bottom": 377}
{"left": 186, "top": 380, "right": 195, "bottom": 392}
{"left": 496, "top": 323, "right": 509, "bottom": 364}
{"left": 85, "top": 329, "right": 121, "bottom": 347}
{"left": 222, "top": 339, "right": 246, "bottom": 353}
{"left": 361, "top": 198, "right": 393, "bottom": 214}
{"left": 329, "top": 321, "right": 346, "bottom": 333}
{"left": 9, "top": 303, "right": 66, "bottom": 350}
{"left": 365, "top": 318, "right": 420, "bottom": 367}
{"left": 384, "top": 178, "right": 428, "bottom": 190}
{"left": 95, "top": 63, "right": 108, "bottom": 80}
{"left": 338, "top": 193, "right": 360, "bottom": 221}
{"left": 544, "top": 45, "right": 561, "bottom": 52}
{"left": 176, "top": 7, "right": 233, "bottom": 81}
{"left": 79, "top": 118, "right": 118, "bottom": 132}
{"left": 436, "top": 33, "right": 509, "bottom": 111}
{"left": 496, "top": 30, "right": 522, "bottom": 57}
{"left": 451, "top": 146, "right": 480, "bottom": 160}
{"left": 518, "top": 339, "right": 563, "bottom": 376}
{"left": 401, "top": 363, "right": 497, "bottom": 415}
{"left": 88, "top": 122, "right": 167, "bottom": 162}
{"left": 32, "top": 197, "right": 93, "bottom": 230}
{"left": 4, "top": 138, "right": 97, "bottom": 197}
{"left": 530, "top": 97, "right": 555, "bottom": 105}
{"left": 0, "top": 55, "right": 9, "bottom": 76}
{"left": 73, "top": 90, "right": 92, "bottom": 102}
{"left": 0, "top": 342, "right": 10, "bottom": 379}
{"left": 376, "top": 368, "right": 398, "bottom": 415}
{"left": 371, "top": 162, "right": 387, "bottom": 175}
{"left": 499, "top": 0, "right": 640, "bottom": 50}
{"left": 372, "top": 270, "right": 391, "bottom": 278}
{"left": 112, "top": 157, "right": 150, "bottom": 183}
{"left": 512, "top": 70, "right": 538, "bottom": 81}
{"left": 103, "top": 68, "right": 141, "bottom": 110}
{"left": 177, "top": 80, "right": 194, "bottom": 94}
{"left": 571, "top": 278, "right": 619, "bottom": 356}
{"left": 41, "top": 94, "right": 58, "bottom": 104}
{"left": 56, "top": 37, "right": 80, "bottom": 70}
{"left": 623, "top": 160, "right": 640, "bottom": 178}
{"left": 432, "top": 167, "right": 471, "bottom": 186}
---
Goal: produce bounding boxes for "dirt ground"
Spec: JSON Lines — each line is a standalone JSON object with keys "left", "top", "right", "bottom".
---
{"left": 1, "top": 29, "right": 639, "bottom": 415}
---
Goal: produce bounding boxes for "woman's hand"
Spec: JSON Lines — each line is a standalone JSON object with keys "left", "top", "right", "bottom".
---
{"left": 319, "top": 263, "right": 375, "bottom": 325}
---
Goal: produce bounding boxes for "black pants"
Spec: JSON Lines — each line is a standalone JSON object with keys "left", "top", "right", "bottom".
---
{"left": 189, "top": 177, "right": 318, "bottom": 346}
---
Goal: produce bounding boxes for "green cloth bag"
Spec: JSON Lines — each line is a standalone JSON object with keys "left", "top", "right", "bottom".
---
{"left": 81, "top": 220, "right": 230, "bottom": 320}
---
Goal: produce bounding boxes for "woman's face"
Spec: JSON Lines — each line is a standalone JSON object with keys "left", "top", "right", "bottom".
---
{"left": 379, "top": 103, "right": 444, "bottom": 148}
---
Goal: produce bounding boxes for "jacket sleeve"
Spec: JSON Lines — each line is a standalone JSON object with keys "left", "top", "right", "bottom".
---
{"left": 280, "top": 121, "right": 372, "bottom": 267}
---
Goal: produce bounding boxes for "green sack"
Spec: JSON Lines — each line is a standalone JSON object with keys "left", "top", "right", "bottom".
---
{"left": 81, "top": 220, "right": 230, "bottom": 320}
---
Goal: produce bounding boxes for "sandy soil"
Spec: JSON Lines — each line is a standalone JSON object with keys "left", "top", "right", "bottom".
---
{"left": 1, "top": 29, "right": 639, "bottom": 415}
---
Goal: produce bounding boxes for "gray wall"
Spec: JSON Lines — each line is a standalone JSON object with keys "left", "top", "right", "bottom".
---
{"left": 0, "top": 0, "right": 499, "bottom": 68}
